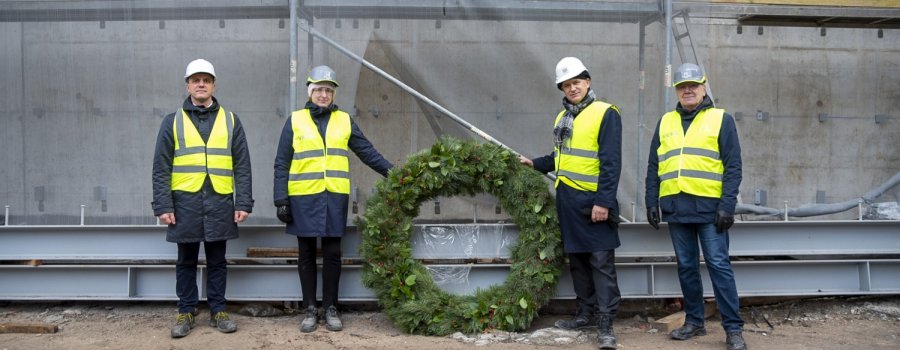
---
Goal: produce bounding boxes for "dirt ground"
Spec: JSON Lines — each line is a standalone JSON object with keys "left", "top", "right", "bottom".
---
{"left": 1, "top": 296, "right": 898, "bottom": 350}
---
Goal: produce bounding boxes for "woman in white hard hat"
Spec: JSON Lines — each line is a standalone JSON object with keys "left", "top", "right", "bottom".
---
{"left": 273, "top": 65, "right": 393, "bottom": 333}
{"left": 519, "top": 57, "right": 623, "bottom": 349}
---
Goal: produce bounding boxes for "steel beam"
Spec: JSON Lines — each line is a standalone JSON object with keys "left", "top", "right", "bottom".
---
{"left": 1, "top": 221, "right": 899, "bottom": 261}
{"left": 2, "top": 260, "right": 899, "bottom": 301}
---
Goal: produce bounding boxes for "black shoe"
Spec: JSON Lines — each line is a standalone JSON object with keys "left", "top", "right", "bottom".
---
{"left": 596, "top": 315, "right": 617, "bottom": 349}
{"left": 324, "top": 305, "right": 343, "bottom": 331}
{"left": 554, "top": 314, "right": 597, "bottom": 330}
{"left": 726, "top": 331, "right": 748, "bottom": 350}
{"left": 300, "top": 306, "right": 318, "bottom": 333}
{"left": 671, "top": 323, "right": 707, "bottom": 340}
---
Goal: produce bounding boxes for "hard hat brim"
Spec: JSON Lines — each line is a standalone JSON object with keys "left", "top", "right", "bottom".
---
{"left": 306, "top": 78, "right": 339, "bottom": 87}
{"left": 673, "top": 77, "right": 706, "bottom": 87}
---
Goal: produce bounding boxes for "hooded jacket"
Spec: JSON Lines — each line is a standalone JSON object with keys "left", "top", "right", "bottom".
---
{"left": 152, "top": 97, "right": 254, "bottom": 243}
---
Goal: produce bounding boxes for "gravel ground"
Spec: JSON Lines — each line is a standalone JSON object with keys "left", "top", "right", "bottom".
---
{"left": 1, "top": 296, "right": 899, "bottom": 349}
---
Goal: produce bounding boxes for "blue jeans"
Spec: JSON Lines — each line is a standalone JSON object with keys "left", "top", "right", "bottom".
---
{"left": 176, "top": 240, "right": 228, "bottom": 315}
{"left": 668, "top": 223, "right": 744, "bottom": 332}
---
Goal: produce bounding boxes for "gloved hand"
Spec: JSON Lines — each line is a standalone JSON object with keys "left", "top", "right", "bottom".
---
{"left": 647, "top": 206, "right": 660, "bottom": 230}
{"left": 714, "top": 210, "right": 734, "bottom": 233}
{"left": 276, "top": 204, "right": 293, "bottom": 224}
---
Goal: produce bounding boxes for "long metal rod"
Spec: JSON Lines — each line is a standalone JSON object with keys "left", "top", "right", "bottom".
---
{"left": 664, "top": 0, "right": 673, "bottom": 110}
{"left": 636, "top": 20, "right": 647, "bottom": 218}
{"left": 297, "top": 21, "right": 518, "bottom": 156}
{"left": 288, "top": 0, "right": 298, "bottom": 114}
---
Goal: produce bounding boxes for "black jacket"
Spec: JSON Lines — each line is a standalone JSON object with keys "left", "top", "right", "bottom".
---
{"left": 152, "top": 97, "right": 254, "bottom": 243}
{"left": 644, "top": 96, "right": 742, "bottom": 223}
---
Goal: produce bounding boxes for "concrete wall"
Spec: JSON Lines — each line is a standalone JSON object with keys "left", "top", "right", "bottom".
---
{"left": 0, "top": 16, "right": 897, "bottom": 224}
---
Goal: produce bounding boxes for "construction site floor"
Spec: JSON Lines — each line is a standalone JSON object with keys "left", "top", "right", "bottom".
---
{"left": 1, "top": 296, "right": 897, "bottom": 349}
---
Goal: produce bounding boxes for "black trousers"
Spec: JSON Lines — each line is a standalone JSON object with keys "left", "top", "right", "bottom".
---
{"left": 297, "top": 236, "right": 342, "bottom": 308}
{"left": 176, "top": 240, "right": 228, "bottom": 315}
{"left": 569, "top": 250, "right": 621, "bottom": 317}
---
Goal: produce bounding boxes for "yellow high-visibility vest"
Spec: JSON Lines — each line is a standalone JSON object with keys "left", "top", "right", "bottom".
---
{"left": 553, "top": 101, "right": 614, "bottom": 192}
{"left": 287, "top": 109, "right": 351, "bottom": 196}
{"left": 171, "top": 108, "right": 234, "bottom": 194}
{"left": 657, "top": 108, "right": 725, "bottom": 199}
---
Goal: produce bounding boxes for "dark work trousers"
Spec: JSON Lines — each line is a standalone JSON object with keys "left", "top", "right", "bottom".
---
{"left": 175, "top": 240, "right": 228, "bottom": 315}
{"left": 297, "top": 236, "right": 342, "bottom": 308}
{"left": 569, "top": 250, "right": 621, "bottom": 317}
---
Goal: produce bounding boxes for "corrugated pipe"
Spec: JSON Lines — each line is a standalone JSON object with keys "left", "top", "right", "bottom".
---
{"left": 737, "top": 171, "right": 900, "bottom": 217}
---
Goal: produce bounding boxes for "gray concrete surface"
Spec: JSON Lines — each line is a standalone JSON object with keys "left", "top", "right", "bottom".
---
{"left": 0, "top": 14, "right": 897, "bottom": 225}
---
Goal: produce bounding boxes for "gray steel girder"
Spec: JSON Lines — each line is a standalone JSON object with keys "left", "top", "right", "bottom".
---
{"left": 0, "top": 221, "right": 899, "bottom": 300}
{"left": 1, "top": 221, "right": 898, "bottom": 260}
{"left": 1, "top": 260, "right": 899, "bottom": 301}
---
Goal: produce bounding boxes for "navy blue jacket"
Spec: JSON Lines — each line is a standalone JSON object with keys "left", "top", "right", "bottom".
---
{"left": 644, "top": 96, "right": 742, "bottom": 223}
{"left": 151, "top": 97, "right": 254, "bottom": 243}
{"left": 531, "top": 102, "right": 622, "bottom": 253}
{"left": 273, "top": 102, "right": 393, "bottom": 237}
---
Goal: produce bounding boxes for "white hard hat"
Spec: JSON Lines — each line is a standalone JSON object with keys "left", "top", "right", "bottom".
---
{"left": 184, "top": 59, "right": 216, "bottom": 81}
{"left": 555, "top": 57, "right": 589, "bottom": 88}
{"left": 673, "top": 63, "right": 706, "bottom": 87}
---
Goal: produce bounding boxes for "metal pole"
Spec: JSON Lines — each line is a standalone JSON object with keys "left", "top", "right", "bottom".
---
{"left": 79, "top": 204, "right": 86, "bottom": 226}
{"left": 637, "top": 19, "right": 647, "bottom": 220}
{"left": 783, "top": 201, "right": 789, "bottom": 222}
{"left": 297, "top": 22, "right": 518, "bottom": 155}
{"left": 289, "top": 0, "right": 298, "bottom": 114}
{"left": 4, "top": 205, "right": 9, "bottom": 226}
{"left": 664, "top": 0, "right": 673, "bottom": 110}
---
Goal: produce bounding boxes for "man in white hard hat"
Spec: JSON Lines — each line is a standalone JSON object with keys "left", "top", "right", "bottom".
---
{"left": 519, "top": 57, "right": 623, "bottom": 349}
{"left": 273, "top": 65, "right": 393, "bottom": 333}
{"left": 152, "top": 58, "right": 254, "bottom": 338}
{"left": 645, "top": 63, "right": 747, "bottom": 350}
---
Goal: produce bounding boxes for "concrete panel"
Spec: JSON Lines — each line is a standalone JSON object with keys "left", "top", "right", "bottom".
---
{"left": 0, "top": 14, "right": 897, "bottom": 224}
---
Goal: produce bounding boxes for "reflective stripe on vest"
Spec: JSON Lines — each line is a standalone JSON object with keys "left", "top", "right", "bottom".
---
{"left": 287, "top": 109, "right": 351, "bottom": 195}
{"left": 553, "top": 101, "right": 614, "bottom": 192}
{"left": 171, "top": 108, "right": 234, "bottom": 194}
{"left": 657, "top": 108, "right": 725, "bottom": 199}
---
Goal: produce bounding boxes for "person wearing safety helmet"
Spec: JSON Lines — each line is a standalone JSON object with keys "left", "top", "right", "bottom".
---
{"left": 519, "top": 57, "right": 623, "bottom": 349}
{"left": 645, "top": 63, "right": 747, "bottom": 350}
{"left": 273, "top": 65, "right": 393, "bottom": 333}
{"left": 152, "top": 58, "right": 254, "bottom": 338}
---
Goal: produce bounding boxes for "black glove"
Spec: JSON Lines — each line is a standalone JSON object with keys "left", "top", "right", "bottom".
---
{"left": 714, "top": 210, "right": 734, "bottom": 233}
{"left": 276, "top": 204, "right": 293, "bottom": 224}
{"left": 647, "top": 206, "right": 660, "bottom": 230}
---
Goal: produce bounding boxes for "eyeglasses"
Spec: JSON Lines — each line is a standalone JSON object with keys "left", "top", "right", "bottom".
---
{"left": 312, "top": 87, "right": 334, "bottom": 95}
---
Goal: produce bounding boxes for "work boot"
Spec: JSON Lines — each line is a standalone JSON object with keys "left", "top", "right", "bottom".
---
{"left": 170, "top": 312, "right": 195, "bottom": 338}
{"left": 300, "top": 305, "right": 318, "bottom": 333}
{"left": 726, "top": 331, "right": 748, "bottom": 350}
{"left": 671, "top": 323, "right": 707, "bottom": 340}
{"left": 209, "top": 311, "right": 237, "bottom": 333}
{"left": 596, "top": 314, "right": 617, "bottom": 349}
{"left": 324, "top": 305, "right": 343, "bottom": 331}
{"left": 554, "top": 312, "right": 597, "bottom": 330}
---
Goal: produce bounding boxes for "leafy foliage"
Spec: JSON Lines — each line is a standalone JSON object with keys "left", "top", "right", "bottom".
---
{"left": 358, "top": 137, "right": 564, "bottom": 335}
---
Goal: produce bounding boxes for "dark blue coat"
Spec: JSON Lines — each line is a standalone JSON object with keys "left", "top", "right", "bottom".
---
{"left": 644, "top": 96, "right": 742, "bottom": 223}
{"left": 531, "top": 102, "right": 622, "bottom": 253}
{"left": 273, "top": 102, "right": 393, "bottom": 237}
{"left": 151, "top": 97, "right": 254, "bottom": 243}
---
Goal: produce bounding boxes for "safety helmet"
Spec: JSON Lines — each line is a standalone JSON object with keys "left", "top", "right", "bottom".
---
{"left": 307, "top": 65, "right": 339, "bottom": 87}
{"left": 555, "top": 57, "right": 589, "bottom": 88}
{"left": 184, "top": 59, "right": 216, "bottom": 82}
{"left": 673, "top": 63, "right": 706, "bottom": 87}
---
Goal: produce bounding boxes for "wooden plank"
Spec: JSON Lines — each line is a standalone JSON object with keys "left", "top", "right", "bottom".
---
{"left": 247, "top": 247, "right": 298, "bottom": 257}
{"left": 703, "top": 0, "right": 900, "bottom": 8}
{"left": 651, "top": 300, "right": 719, "bottom": 333}
{"left": 0, "top": 323, "right": 59, "bottom": 334}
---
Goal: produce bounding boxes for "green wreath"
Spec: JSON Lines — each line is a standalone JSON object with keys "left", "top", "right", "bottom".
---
{"left": 358, "top": 137, "right": 564, "bottom": 335}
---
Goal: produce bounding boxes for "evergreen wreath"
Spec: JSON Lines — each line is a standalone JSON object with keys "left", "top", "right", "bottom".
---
{"left": 358, "top": 137, "right": 564, "bottom": 335}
